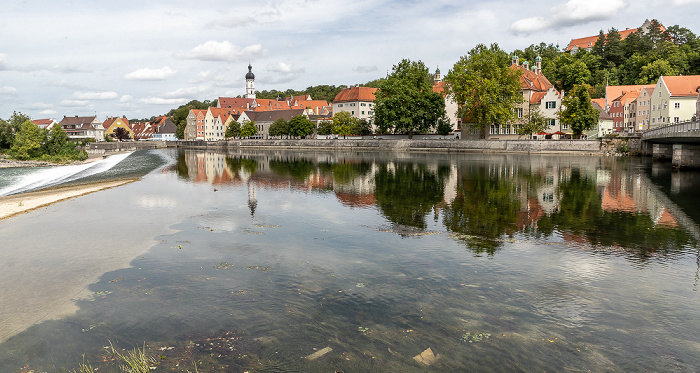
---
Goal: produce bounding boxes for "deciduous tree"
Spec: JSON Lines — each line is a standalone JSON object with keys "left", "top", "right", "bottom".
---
{"left": 558, "top": 84, "right": 599, "bottom": 138}
{"left": 240, "top": 120, "right": 258, "bottom": 138}
{"left": 445, "top": 43, "right": 522, "bottom": 139}
{"left": 225, "top": 121, "right": 241, "bottom": 138}
{"left": 374, "top": 59, "right": 446, "bottom": 139}
{"left": 288, "top": 115, "right": 314, "bottom": 138}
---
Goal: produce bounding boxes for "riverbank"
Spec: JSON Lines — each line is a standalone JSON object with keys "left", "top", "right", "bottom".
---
{"left": 0, "top": 179, "right": 137, "bottom": 221}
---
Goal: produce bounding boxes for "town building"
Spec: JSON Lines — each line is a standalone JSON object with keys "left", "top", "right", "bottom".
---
{"left": 636, "top": 86, "right": 655, "bottom": 131}
{"left": 591, "top": 99, "right": 613, "bottom": 137}
{"left": 150, "top": 116, "right": 178, "bottom": 141}
{"left": 331, "top": 86, "right": 377, "bottom": 128}
{"left": 103, "top": 116, "right": 134, "bottom": 140}
{"left": 185, "top": 109, "right": 206, "bottom": 141}
{"left": 31, "top": 119, "right": 56, "bottom": 130}
{"left": 59, "top": 115, "right": 104, "bottom": 141}
{"left": 204, "top": 107, "right": 235, "bottom": 141}
{"left": 649, "top": 75, "right": 700, "bottom": 127}
{"left": 242, "top": 109, "right": 307, "bottom": 139}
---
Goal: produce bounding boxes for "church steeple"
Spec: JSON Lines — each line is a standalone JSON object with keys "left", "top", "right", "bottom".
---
{"left": 245, "top": 63, "right": 256, "bottom": 99}
{"left": 434, "top": 65, "right": 441, "bottom": 83}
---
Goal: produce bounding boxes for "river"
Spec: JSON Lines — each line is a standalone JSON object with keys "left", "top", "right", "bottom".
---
{"left": 0, "top": 148, "right": 698, "bottom": 372}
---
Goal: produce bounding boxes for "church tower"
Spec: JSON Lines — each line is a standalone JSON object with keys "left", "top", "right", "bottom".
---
{"left": 245, "top": 63, "right": 256, "bottom": 99}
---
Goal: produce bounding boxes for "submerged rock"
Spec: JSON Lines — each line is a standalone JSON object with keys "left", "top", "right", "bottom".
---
{"left": 305, "top": 346, "right": 332, "bottom": 360}
{"left": 413, "top": 347, "right": 440, "bottom": 366}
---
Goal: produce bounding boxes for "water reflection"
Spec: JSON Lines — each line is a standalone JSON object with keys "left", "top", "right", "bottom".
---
{"left": 176, "top": 150, "right": 697, "bottom": 259}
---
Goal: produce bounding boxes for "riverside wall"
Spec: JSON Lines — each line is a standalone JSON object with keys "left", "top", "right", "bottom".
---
{"left": 85, "top": 141, "right": 169, "bottom": 154}
{"left": 176, "top": 139, "right": 603, "bottom": 154}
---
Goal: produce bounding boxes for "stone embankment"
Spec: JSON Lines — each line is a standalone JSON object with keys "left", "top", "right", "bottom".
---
{"left": 85, "top": 141, "right": 168, "bottom": 155}
{"left": 177, "top": 138, "right": 604, "bottom": 154}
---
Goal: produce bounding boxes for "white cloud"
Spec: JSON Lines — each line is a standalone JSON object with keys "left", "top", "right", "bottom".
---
{"left": 72, "top": 91, "right": 118, "bottom": 100}
{"left": 510, "top": 0, "right": 627, "bottom": 35}
{"left": 672, "top": 0, "right": 700, "bottom": 3}
{"left": 39, "top": 109, "right": 57, "bottom": 115}
{"left": 120, "top": 95, "right": 133, "bottom": 103}
{"left": 124, "top": 66, "right": 177, "bottom": 81}
{"left": 61, "top": 100, "right": 90, "bottom": 107}
{"left": 354, "top": 65, "right": 378, "bottom": 73}
{"left": 0, "top": 54, "right": 10, "bottom": 71}
{"left": 206, "top": 16, "right": 257, "bottom": 29}
{"left": 161, "top": 86, "right": 210, "bottom": 99}
{"left": 179, "top": 41, "right": 266, "bottom": 62}
{"left": 139, "top": 97, "right": 189, "bottom": 105}
{"left": 266, "top": 62, "right": 303, "bottom": 74}
{"left": 0, "top": 86, "right": 17, "bottom": 94}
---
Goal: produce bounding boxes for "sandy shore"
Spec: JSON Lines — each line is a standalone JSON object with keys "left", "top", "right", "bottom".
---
{"left": 0, "top": 179, "right": 138, "bottom": 220}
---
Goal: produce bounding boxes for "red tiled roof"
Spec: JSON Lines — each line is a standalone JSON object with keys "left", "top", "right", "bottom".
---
{"left": 530, "top": 92, "right": 547, "bottom": 104}
{"left": 606, "top": 85, "right": 655, "bottom": 105}
{"left": 32, "top": 119, "right": 53, "bottom": 126}
{"left": 333, "top": 86, "right": 377, "bottom": 103}
{"left": 511, "top": 64, "right": 554, "bottom": 92}
{"left": 566, "top": 27, "right": 652, "bottom": 51}
{"left": 662, "top": 75, "right": 700, "bottom": 97}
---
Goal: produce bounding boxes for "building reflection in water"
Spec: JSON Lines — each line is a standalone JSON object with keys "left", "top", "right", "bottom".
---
{"left": 176, "top": 150, "right": 695, "bottom": 257}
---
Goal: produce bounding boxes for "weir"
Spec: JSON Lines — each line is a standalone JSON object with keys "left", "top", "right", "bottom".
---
{"left": 0, "top": 153, "right": 133, "bottom": 197}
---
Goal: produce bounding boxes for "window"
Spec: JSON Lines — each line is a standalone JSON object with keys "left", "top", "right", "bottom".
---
{"left": 545, "top": 101, "right": 556, "bottom": 109}
{"left": 516, "top": 108, "right": 523, "bottom": 118}
{"left": 674, "top": 117, "right": 680, "bottom": 123}
{"left": 659, "top": 91, "right": 662, "bottom": 98}
{"left": 674, "top": 103, "right": 680, "bottom": 109}
{"left": 549, "top": 119, "right": 556, "bottom": 126}
{"left": 361, "top": 103, "right": 366, "bottom": 106}
{"left": 351, "top": 111, "right": 355, "bottom": 115}
{"left": 338, "top": 104, "right": 343, "bottom": 107}
{"left": 362, "top": 111, "right": 365, "bottom": 115}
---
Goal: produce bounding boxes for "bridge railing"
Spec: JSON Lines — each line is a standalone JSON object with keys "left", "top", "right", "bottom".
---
{"left": 642, "top": 118, "right": 700, "bottom": 140}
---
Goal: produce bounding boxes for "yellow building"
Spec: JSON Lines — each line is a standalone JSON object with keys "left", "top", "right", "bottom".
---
{"left": 102, "top": 116, "right": 134, "bottom": 140}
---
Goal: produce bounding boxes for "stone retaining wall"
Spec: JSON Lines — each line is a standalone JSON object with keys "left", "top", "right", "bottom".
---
{"left": 85, "top": 141, "right": 168, "bottom": 154}
{"left": 177, "top": 139, "right": 602, "bottom": 154}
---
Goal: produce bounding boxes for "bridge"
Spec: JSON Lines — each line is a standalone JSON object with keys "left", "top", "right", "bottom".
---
{"left": 640, "top": 118, "right": 700, "bottom": 168}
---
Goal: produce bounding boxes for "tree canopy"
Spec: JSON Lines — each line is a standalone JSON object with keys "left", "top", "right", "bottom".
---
{"left": 445, "top": 43, "right": 523, "bottom": 138}
{"left": 374, "top": 59, "right": 446, "bottom": 138}
{"left": 558, "top": 84, "right": 600, "bottom": 138}
{"left": 288, "top": 115, "right": 314, "bottom": 138}
{"left": 240, "top": 121, "right": 258, "bottom": 138}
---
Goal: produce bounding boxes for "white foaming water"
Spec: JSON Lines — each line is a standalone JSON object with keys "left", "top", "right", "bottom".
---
{"left": 0, "top": 152, "right": 133, "bottom": 197}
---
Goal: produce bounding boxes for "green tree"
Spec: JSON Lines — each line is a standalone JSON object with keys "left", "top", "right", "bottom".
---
{"left": 0, "top": 111, "right": 31, "bottom": 150}
{"left": 268, "top": 118, "right": 289, "bottom": 138}
{"left": 352, "top": 118, "right": 373, "bottom": 136}
{"left": 288, "top": 115, "right": 314, "bottom": 138}
{"left": 435, "top": 115, "right": 452, "bottom": 137}
{"left": 332, "top": 111, "right": 358, "bottom": 138}
{"left": 225, "top": 121, "right": 241, "bottom": 138}
{"left": 636, "top": 59, "right": 678, "bottom": 84}
{"left": 10, "top": 121, "right": 45, "bottom": 160}
{"left": 374, "top": 59, "right": 446, "bottom": 138}
{"left": 240, "top": 120, "right": 258, "bottom": 138}
{"left": 445, "top": 43, "right": 522, "bottom": 139}
{"left": 317, "top": 120, "right": 334, "bottom": 136}
{"left": 592, "top": 30, "right": 606, "bottom": 58}
{"left": 44, "top": 124, "right": 69, "bottom": 155}
{"left": 516, "top": 105, "right": 550, "bottom": 138}
{"left": 605, "top": 28, "right": 625, "bottom": 66}
{"left": 558, "top": 84, "right": 600, "bottom": 138}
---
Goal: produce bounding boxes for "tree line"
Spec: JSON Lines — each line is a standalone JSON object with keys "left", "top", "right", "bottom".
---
{"left": 0, "top": 112, "right": 87, "bottom": 161}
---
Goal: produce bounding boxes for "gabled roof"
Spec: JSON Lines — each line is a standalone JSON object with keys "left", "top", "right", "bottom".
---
{"left": 432, "top": 81, "right": 447, "bottom": 95}
{"left": 530, "top": 92, "right": 547, "bottom": 104}
{"left": 619, "top": 91, "right": 640, "bottom": 105}
{"left": 102, "top": 116, "right": 129, "bottom": 129}
{"left": 660, "top": 75, "right": 700, "bottom": 97}
{"left": 59, "top": 115, "right": 98, "bottom": 126}
{"left": 32, "top": 119, "right": 53, "bottom": 126}
{"left": 592, "top": 100, "right": 613, "bottom": 120}
{"left": 333, "top": 86, "right": 377, "bottom": 103}
{"left": 606, "top": 85, "right": 655, "bottom": 105}
{"left": 208, "top": 107, "right": 233, "bottom": 122}
{"left": 511, "top": 64, "right": 554, "bottom": 92}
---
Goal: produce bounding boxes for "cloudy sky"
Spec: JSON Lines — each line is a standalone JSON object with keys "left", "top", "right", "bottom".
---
{"left": 1, "top": 0, "right": 698, "bottom": 120}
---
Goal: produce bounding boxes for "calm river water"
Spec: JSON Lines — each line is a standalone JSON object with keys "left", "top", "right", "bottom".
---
{"left": 1, "top": 148, "right": 699, "bottom": 372}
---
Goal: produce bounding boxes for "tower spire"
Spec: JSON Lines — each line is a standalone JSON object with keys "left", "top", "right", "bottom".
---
{"left": 245, "top": 63, "right": 256, "bottom": 99}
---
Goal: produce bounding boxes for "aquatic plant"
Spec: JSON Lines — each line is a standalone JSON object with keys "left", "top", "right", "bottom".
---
{"left": 109, "top": 341, "right": 158, "bottom": 373}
